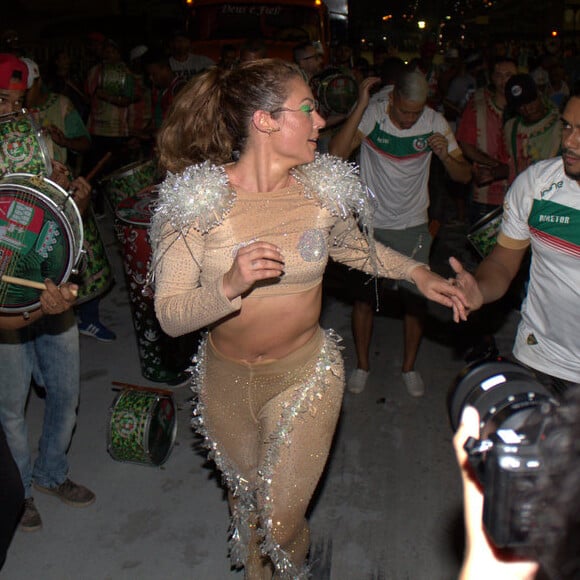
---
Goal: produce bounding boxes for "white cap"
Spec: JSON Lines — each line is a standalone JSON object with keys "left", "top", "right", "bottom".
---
{"left": 21, "top": 57, "right": 40, "bottom": 88}
{"left": 129, "top": 45, "right": 148, "bottom": 61}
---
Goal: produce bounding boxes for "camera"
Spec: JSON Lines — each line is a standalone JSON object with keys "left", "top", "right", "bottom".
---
{"left": 448, "top": 357, "right": 561, "bottom": 552}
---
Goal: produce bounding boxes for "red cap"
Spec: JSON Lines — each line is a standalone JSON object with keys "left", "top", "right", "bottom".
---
{"left": 0, "top": 53, "right": 28, "bottom": 90}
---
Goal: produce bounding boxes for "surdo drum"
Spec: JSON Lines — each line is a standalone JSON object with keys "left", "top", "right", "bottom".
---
{"left": 100, "top": 158, "right": 157, "bottom": 212}
{"left": 115, "top": 187, "right": 194, "bottom": 383}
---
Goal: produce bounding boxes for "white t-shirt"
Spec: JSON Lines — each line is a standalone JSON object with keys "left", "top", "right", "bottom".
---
{"left": 358, "top": 85, "right": 458, "bottom": 229}
{"left": 499, "top": 157, "right": 580, "bottom": 382}
{"left": 169, "top": 54, "right": 215, "bottom": 80}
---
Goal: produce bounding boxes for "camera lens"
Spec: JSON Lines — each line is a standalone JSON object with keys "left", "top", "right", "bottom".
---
{"left": 448, "top": 357, "right": 558, "bottom": 438}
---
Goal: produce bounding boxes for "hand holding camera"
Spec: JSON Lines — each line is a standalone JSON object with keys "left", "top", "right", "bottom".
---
{"left": 449, "top": 357, "right": 575, "bottom": 579}
{"left": 453, "top": 405, "right": 539, "bottom": 580}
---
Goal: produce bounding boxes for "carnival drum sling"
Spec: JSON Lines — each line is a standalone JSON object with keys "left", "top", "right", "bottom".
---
{"left": 0, "top": 173, "right": 83, "bottom": 313}
{"left": 0, "top": 110, "right": 52, "bottom": 177}
{"left": 108, "top": 385, "right": 176, "bottom": 466}
{"left": 115, "top": 187, "right": 194, "bottom": 383}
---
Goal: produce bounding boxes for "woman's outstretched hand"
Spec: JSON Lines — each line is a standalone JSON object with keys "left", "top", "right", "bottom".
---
{"left": 222, "top": 241, "right": 285, "bottom": 300}
{"left": 410, "top": 265, "right": 469, "bottom": 322}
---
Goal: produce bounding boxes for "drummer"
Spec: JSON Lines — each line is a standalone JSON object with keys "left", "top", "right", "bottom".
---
{"left": 83, "top": 38, "right": 138, "bottom": 214}
{"left": 0, "top": 52, "right": 96, "bottom": 533}
{"left": 23, "top": 57, "right": 116, "bottom": 343}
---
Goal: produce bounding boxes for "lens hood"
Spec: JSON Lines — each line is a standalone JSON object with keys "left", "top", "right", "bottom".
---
{"left": 448, "top": 358, "right": 557, "bottom": 437}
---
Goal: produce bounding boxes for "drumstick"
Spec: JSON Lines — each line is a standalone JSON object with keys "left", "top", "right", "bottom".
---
{"left": 112, "top": 381, "right": 175, "bottom": 397}
{"left": 0, "top": 276, "right": 79, "bottom": 296}
{"left": 1, "top": 275, "right": 47, "bottom": 290}
{"left": 85, "top": 152, "right": 113, "bottom": 183}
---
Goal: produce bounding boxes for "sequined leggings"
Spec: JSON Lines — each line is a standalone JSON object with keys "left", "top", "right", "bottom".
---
{"left": 191, "top": 327, "right": 344, "bottom": 579}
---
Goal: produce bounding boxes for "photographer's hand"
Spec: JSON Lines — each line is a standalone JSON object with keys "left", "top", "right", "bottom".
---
{"left": 454, "top": 407, "right": 539, "bottom": 580}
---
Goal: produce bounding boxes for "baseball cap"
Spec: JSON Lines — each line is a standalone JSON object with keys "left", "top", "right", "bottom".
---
{"left": 505, "top": 73, "right": 538, "bottom": 109}
{"left": 0, "top": 53, "right": 28, "bottom": 90}
{"left": 21, "top": 57, "right": 40, "bottom": 88}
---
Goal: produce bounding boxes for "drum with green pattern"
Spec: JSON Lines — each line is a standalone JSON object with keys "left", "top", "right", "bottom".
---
{"left": 100, "top": 63, "right": 135, "bottom": 98}
{"left": 0, "top": 111, "right": 52, "bottom": 176}
{"left": 100, "top": 159, "right": 157, "bottom": 211}
{"left": 72, "top": 209, "right": 114, "bottom": 304}
{"left": 108, "top": 389, "right": 177, "bottom": 466}
{"left": 467, "top": 206, "right": 503, "bottom": 258}
{"left": 0, "top": 173, "right": 83, "bottom": 313}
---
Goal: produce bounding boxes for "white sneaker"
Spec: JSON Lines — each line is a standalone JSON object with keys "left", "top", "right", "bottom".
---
{"left": 347, "top": 368, "right": 369, "bottom": 394}
{"left": 402, "top": 371, "right": 424, "bottom": 397}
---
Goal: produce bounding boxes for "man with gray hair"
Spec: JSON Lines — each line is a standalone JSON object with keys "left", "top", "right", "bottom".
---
{"left": 329, "top": 70, "right": 471, "bottom": 396}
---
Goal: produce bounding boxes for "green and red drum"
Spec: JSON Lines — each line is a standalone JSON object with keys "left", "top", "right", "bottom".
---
{"left": 115, "top": 187, "right": 193, "bottom": 383}
{"left": 100, "top": 159, "right": 157, "bottom": 211}
{"left": 0, "top": 111, "right": 52, "bottom": 176}
{"left": 0, "top": 173, "right": 84, "bottom": 313}
{"left": 108, "top": 386, "right": 177, "bottom": 466}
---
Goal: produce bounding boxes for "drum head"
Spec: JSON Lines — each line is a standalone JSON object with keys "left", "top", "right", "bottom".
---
{"left": 311, "top": 69, "right": 358, "bottom": 115}
{"left": 0, "top": 173, "right": 83, "bottom": 313}
{"left": 115, "top": 186, "right": 158, "bottom": 226}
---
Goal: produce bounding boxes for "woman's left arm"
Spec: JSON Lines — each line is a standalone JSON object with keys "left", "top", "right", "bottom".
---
{"left": 329, "top": 218, "right": 468, "bottom": 321}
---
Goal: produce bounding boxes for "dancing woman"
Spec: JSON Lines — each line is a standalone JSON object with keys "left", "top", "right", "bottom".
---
{"left": 150, "top": 59, "right": 467, "bottom": 579}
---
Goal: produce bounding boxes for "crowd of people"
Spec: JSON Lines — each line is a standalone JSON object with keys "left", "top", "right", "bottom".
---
{"left": 0, "top": 24, "right": 579, "bottom": 580}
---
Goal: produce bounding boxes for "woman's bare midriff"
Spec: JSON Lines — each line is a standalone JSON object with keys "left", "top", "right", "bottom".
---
{"left": 211, "top": 284, "right": 323, "bottom": 362}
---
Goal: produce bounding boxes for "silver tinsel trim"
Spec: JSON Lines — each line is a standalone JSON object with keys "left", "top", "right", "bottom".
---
{"left": 190, "top": 333, "right": 254, "bottom": 568}
{"left": 149, "top": 162, "right": 235, "bottom": 253}
{"left": 147, "top": 162, "right": 235, "bottom": 288}
{"left": 190, "top": 329, "right": 344, "bottom": 579}
{"left": 292, "top": 154, "right": 374, "bottom": 220}
{"left": 147, "top": 154, "right": 381, "bottom": 288}
{"left": 257, "top": 328, "right": 343, "bottom": 580}
{"left": 292, "top": 154, "right": 380, "bottom": 278}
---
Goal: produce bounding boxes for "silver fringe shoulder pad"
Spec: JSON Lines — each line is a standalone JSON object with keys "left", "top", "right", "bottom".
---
{"left": 291, "top": 153, "right": 376, "bottom": 222}
{"left": 149, "top": 162, "right": 236, "bottom": 252}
